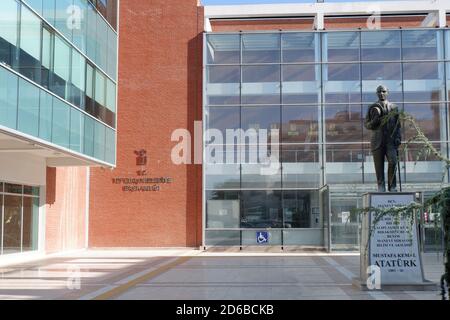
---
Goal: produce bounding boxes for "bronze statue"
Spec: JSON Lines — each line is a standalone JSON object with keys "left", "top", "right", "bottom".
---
{"left": 364, "top": 85, "right": 402, "bottom": 192}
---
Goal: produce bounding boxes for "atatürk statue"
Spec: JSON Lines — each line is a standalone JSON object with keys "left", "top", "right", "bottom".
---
{"left": 364, "top": 85, "right": 402, "bottom": 192}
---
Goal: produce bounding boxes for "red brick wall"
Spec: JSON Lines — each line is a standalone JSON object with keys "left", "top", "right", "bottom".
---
{"left": 88, "top": 0, "right": 203, "bottom": 248}
{"left": 45, "top": 167, "right": 87, "bottom": 253}
{"left": 211, "top": 18, "right": 314, "bottom": 32}
{"left": 325, "top": 16, "right": 426, "bottom": 29}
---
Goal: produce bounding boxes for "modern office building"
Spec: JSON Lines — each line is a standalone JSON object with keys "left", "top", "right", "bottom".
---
{"left": 1, "top": 0, "right": 450, "bottom": 261}
{"left": 0, "top": 0, "right": 118, "bottom": 258}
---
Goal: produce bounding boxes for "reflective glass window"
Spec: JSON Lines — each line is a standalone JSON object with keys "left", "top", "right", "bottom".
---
{"left": 206, "top": 106, "right": 240, "bottom": 140}
{"left": 282, "top": 33, "right": 317, "bottom": 63}
{"left": 282, "top": 106, "right": 319, "bottom": 143}
{"left": 283, "top": 191, "right": 319, "bottom": 228}
{"left": 22, "top": 197, "right": 39, "bottom": 252}
{"left": 402, "top": 30, "right": 442, "bottom": 61}
{"left": 324, "top": 32, "right": 360, "bottom": 62}
{"left": 282, "top": 64, "right": 320, "bottom": 104}
{"left": 403, "top": 62, "right": 445, "bottom": 102}
{"left": 52, "top": 98, "right": 70, "bottom": 148}
{"left": 3, "top": 195, "right": 22, "bottom": 254}
{"left": 41, "top": 27, "right": 52, "bottom": 89}
{"left": 0, "top": 0, "right": 19, "bottom": 67}
{"left": 19, "top": 6, "right": 42, "bottom": 83}
{"left": 207, "top": 66, "right": 240, "bottom": 105}
{"left": 242, "top": 65, "right": 280, "bottom": 104}
{"left": 325, "top": 104, "right": 362, "bottom": 143}
{"left": 241, "top": 191, "right": 282, "bottom": 228}
{"left": 70, "top": 49, "right": 86, "bottom": 108}
{"left": 0, "top": 67, "right": 18, "bottom": 129}
{"left": 84, "top": 115, "right": 95, "bottom": 156}
{"left": 25, "top": 0, "right": 43, "bottom": 15}
{"left": 86, "top": 2, "right": 97, "bottom": 61}
{"left": 39, "top": 90, "right": 53, "bottom": 141}
{"left": 105, "top": 127, "right": 116, "bottom": 164}
{"left": 206, "top": 191, "right": 240, "bottom": 229}
{"left": 94, "top": 120, "right": 106, "bottom": 161}
{"left": 17, "top": 78, "right": 40, "bottom": 137}
{"left": 96, "top": 14, "right": 108, "bottom": 72}
{"left": 207, "top": 34, "right": 240, "bottom": 64}
{"left": 242, "top": 34, "right": 280, "bottom": 63}
{"left": 361, "top": 31, "right": 401, "bottom": 61}
{"left": 107, "top": 26, "right": 117, "bottom": 79}
{"left": 43, "top": 0, "right": 56, "bottom": 26}
{"left": 52, "top": 35, "right": 71, "bottom": 100}
{"left": 72, "top": 0, "right": 88, "bottom": 53}
{"left": 70, "top": 107, "right": 84, "bottom": 153}
{"left": 55, "top": 0, "right": 73, "bottom": 41}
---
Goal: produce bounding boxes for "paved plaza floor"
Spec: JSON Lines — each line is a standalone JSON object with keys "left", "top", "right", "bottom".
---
{"left": 0, "top": 249, "right": 445, "bottom": 300}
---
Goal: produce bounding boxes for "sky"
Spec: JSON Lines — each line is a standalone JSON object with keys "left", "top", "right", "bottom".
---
{"left": 202, "top": 0, "right": 417, "bottom": 5}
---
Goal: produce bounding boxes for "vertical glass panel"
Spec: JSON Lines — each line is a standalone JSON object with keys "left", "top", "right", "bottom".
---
{"left": 323, "top": 64, "right": 361, "bottom": 103}
{"left": 206, "top": 191, "right": 240, "bottom": 229}
{"left": 206, "top": 163, "right": 241, "bottom": 189}
{"left": 23, "top": 185, "right": 39, "bottom": 196}
{"left": 361, "top": 31, "right": 401, "bottom": 61}
{"left": 105, "top": 127, "right": 116, "bottom": 164}
{"left": 362, "top": 63, "right": 402, "bottom": 103}
{"left": 205, "top": 230, "right": 241, "bottom": 246}
{"left": 241, "top": 191, "right": 282, "bottom": 228}
{"left": 282, "top": 144, "right": 320, "bottom": 189}
{"left": 84, "top": 116, "right": 95, "bottom": 156}
{"left": 72, "top": 0, "right": 88, "bottom": 53}
{"left": 107, "top": 26, "right": 117, "bottom": 79}
{"left": 39, "top": 90, "right": 53, "bottom": 141}
{"left": 17, "top": 78, "right": 40, "bottom": 137}
{"left": 96, "top": 14, "right": 108, "bottom": 72}
{"left": 52, "top": 98, "right": 70, "bottom": 148}
{"left": 22, "top": 197, "right": 39, "bottom": 252}
{"left": 55, "top": 0, "right": 73, "bottom": 41}
{"left": 325, "top": 104, "right": 362, "bottom": 143}
{"left": 70, "top": 107, "right": 84, "bottom": 152}
{"left": 404, "top": 142, "right": 447, "bottom": 183}
{"left": 0, "top": 0, "right": 19, "bottom": 67}
{"left": 282, "top": 64, "right": 320, "bottom": 104}
{"left": 94, "top": 121, "right": 106, "bottom": 160}
{"left": 282, "top": 33, "right": 317, "bottom": 63}
{"left": 85, "top": 62, "right": 95, "bottom": 115}
{"left": 70, "top": 50, "right": 86, "bottom": 108}
{"left": 19, "top": 6, "right": 41, "bottom": 83}
{"left": 324, "top": 32, "right": 360, "bottom": 62}
{"left": 326, "top": 144, "right": 363, "bottom": 184}
{"left": 241, "top": 144, "right": 281, "bottom": 188}
{"left": 24, "top": 0, "right": 43, "bottom": 15}
{"left": 0, "top": 194, "right": 2, "bottom": 254}
{"left": 403, "top": 103, "right": 445, "bottom": 142}
{"left": 106, "top": 78, "right": 116, "bottom": 112}
{"left": 95, "top": 70, "right": 106, "bottom": 105}
{"left": 403, "top": 62, "right": 445, "bottom": 102}
{"left": 3, "top": 195, "right": 22, "bottom": 254}
{"left": 41, "top": 27, "right": 52, "bottom": 89}
{"left": 283, "top": 191, "right": 320, "bottom": 228}
{"left": 241, "top": 105, "right": 280, "bottom": 142}
{"left": 43, "top": 0, "right": 56, "bottom": 26}
{"left": 207, "top": 66, "right": 240, "bottom": 105}
{"left": 0, "top": 67, "right": 18, "bottom": 129}
{"left": 86, "top": 2, "right": 97, "bottom": 60}
{"left": 242, "top": 34, "right": 280, "bottom": 63}
{"left": 206, "top": 106, "right": 240, "bottom": 139}
{"left": 207, "top": 34, "right": 240, "bottom": 64}
{"left": 282, "top": 106, "right": 319, "bottom": 144}
{"left": 330, "top": 194, "right": 361, "bottom": 251}
{"left": 242, "top": 65, "right": 280, "bottom": 104}
{"left": 53, "top": 36, "right": 71, "bottom": 100}
{"left": 402, "top": 30, "right": 442, "bottom": 61}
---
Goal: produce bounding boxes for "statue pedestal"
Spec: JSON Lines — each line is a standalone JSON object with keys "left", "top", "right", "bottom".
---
{"left": 353, "top": 192, "right": 437, "bottom": 291}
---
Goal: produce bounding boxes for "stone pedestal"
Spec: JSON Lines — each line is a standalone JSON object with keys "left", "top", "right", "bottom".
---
{"left": 353, "top": 193, "right": 437, "bottom": 291}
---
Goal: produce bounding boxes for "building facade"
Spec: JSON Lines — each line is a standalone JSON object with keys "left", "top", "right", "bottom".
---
{"left": 1, "top": 0, "right": 450, "bottom": 261}
{"left": 0, "top": 0, "right": 118, "bottom": 257}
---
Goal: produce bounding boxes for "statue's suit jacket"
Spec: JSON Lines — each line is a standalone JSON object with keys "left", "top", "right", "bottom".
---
{"left": 364, "top": 101, "right": 401, "bottom": 152}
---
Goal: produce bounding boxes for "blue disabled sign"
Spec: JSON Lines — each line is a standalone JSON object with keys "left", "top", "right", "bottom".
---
{"left": 256, "top": 231, "right": 269, "bottom": 244}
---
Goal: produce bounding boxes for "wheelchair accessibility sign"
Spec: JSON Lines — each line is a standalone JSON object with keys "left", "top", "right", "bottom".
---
{"left": 256, "top": 231, "right": 269, "bottom": 244}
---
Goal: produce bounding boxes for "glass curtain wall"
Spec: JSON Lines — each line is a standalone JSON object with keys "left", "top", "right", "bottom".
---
{"left": 0, "top": 182, "right": 40, "bottom": 255}
{"left": 205, "top": 29, "right": 450, "bottom": 247}
{"left": 0, "top": 0, "right": 117, "bottom": 165}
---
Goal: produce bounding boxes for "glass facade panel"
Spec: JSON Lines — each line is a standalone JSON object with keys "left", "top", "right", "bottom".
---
{"left": 205, "top": 29, "right": 450, "bottom": 248}
{"left": 70, "top": 107, "right": 84, "bottom": 153}
{"left": 72, "top": 0, "right": 87, "bottom": 53}
{"left": 71, "top": 49, "right": 86, "bottom": 108}
{"left": 0, "top": 67, "right": 18, "bottom": 129}
{"left": 84, "top": 115, "right": 95, "bottom": 157}
{"left": 241, "top": 191, "right": 282, "bottom": 228}
{"left": 55, "top": 0, "right": 73, "bottom": 41}
{"left": 42, "top": 0, "right": 55, "bottom": 26}
{"left": 3, "top": 195, "right": 22, "bottom": 254}
{"left": 94, "top": 119, "right": 106, "bottom": 161}
{"left": 39, "top": 90, "right": 53, "bottom": 141}
{"left": 242, "top": 34, "right": 280, "bottom": 63}
{"left": 52, "top": 97, "right": 70, "bottom": 148}
{"left": 19, "top": 5, "right": 41, "bottom": 83}
{"left": 53, "top": 35, "right": 71, "bottom": 100}
{"left": 207, "top": 34, "right": 240, "bottom": 64}
{"left": 0, "top": 0, "right": 19, "bottom": 68}
{"left": 17, "top": 78, "right": 40, "bottom": 137}
{"left": 22, "top": 196, "right": 39, "bottom": 252}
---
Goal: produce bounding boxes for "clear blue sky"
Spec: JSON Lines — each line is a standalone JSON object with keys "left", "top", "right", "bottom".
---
{"left": 202, "top": 0, "right": 412, "bottom": 4}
